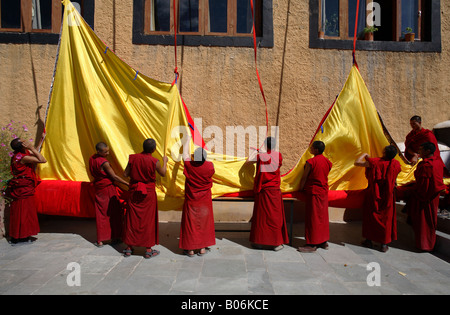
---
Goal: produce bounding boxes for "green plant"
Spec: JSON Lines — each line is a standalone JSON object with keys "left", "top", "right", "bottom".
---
{"left": 404, "top": 27, "right": 414, "bottom": 34}
{"left": 363, "top": 26, "right": 378, "bottom": 33}
{"left": 0, "top": 121, "right": 32, "bottom": 203}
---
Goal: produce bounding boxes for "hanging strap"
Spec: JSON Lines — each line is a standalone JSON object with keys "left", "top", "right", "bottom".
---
{"left": 250, "top": 0, "right": 269, "bottom": 134}
{"left": 172, "top": 0, "right": 179, "bottom": 85}
{"left": 352, "top": 0, "right": 360, "bottom": 68}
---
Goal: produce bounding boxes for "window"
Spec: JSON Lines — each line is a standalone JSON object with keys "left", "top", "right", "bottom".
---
{"left": 319, "top": 0, "right": 366, "bottom": 39}
{"left": 134, "top": 0, "right": 273, "bottom": 47}
{"left": 143, "top": 0, "right": 261, "bottom": 37}
{"left": 319, "top": 0, "right": 428, "bottom": 41}
{"left": 0, "top": 0, "right": 62, "bottom": 33}
{"left": 0, "top": 0, "right": 95, "bottom": 44}
{"left": 310, "top": 0, "right": 441, "bottom": 52}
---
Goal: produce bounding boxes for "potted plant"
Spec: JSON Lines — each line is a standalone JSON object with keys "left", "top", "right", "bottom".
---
{"left": 403, "top": 27, "right": 415, "bottom": 42}
{"left": 363, "top": 26, "right": 378, "bottom": 41}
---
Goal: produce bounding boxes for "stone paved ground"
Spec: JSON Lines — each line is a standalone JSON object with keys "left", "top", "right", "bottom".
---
{"left": 0, "top": 215, "right": 449, "bottom": 297}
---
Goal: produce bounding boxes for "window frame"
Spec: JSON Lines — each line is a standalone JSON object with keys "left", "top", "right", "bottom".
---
{"left": 133, "top": 0, "right": 273, "bottom": 48}
{"left": 0, "top": 0, "right": 95, "bottom": 44}
{"left": 310, "top": 0, "right": 441, "bottom": 52}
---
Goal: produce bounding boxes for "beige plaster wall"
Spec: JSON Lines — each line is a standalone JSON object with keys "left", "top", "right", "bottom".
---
{"left": 1, "top": 0, "right": 449, "bottom": 176}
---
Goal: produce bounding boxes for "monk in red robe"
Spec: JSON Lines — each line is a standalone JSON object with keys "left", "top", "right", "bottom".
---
{"left": 122, "top": 138, "right": 167, "bottom": 259}
{"left": 179, "top": 146, "right": 215, "bottom": 257}
{"left": 89, "top": 142, "right": 129, "bottom": 247}
{"left": 298, "top": 141, "right": 332, "bottom": 253}
{"left": 6, "top": 138, "right": 46, "bottom": 245}
{"left": 354, "top": 145, "right": 401, "bottom": 252}
{"left": 246, "top": 137, "right": 288, "bottom": 251}
{"left": 406, "top": 142, "right": 446, "bottom": 251}
{"left": 405, "top": 116, "right": 440, "bottom": 164}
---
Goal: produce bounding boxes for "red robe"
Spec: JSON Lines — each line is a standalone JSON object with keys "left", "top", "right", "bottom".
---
{"left": 363, "top": 157, "right": 401, "bottom": 244}
{"left": 404, "top": 128, "right": 440, "bottom": 161}
{"left": 304, "top": 154, "right": 332, "bottom": 245}
{"left": 123, "top": 152, "right": 159, "bottom": 248}
{"left": 89, "top": 154, "right": 123, "bottom": 243}
{"left": 7, "top": 151, "right": 40, "bottom": 239}
{"left": 250, "top": 151, "right": 289, "bottom": 246}
{"left": 179, "top": 160, "right": 215, "bottom": 250}
{"left": 407, "top": 155, "right": 446, "bottom": 251}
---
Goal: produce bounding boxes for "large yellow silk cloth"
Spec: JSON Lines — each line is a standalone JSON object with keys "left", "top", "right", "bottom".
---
{"left": 38, "top": 1, "right": 446, "bottom": 212}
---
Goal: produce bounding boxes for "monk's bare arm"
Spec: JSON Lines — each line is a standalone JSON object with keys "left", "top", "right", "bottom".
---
{"left": 245, "top": 149, "right": 258, "bottom": 165}
{"left": 156, "top": 156, "right": 168, "bottom": 177}
{"left": 102, "top": 162, "right": 129, "bottom": 186}
{"left": 20, "top": 140, "right": 47, "bottom": 164}
{"left": 123, "top": 163, "right": 130, "bottom": 178}
{"left": 298, "top": 162, "right": 311, "bottom": 191}
{"left": 354, "top": 153, "right": 370, "bottom": 167}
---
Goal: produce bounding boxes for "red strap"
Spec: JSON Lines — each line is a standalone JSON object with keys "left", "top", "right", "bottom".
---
{"left": 172, "top": 0, "right": 179, "bottom": 86}
{"left": 250, "top": 0, "right": 269, "bottom": 133}
{"left": 352, "top": 0, "right": 360, "bottom": 68}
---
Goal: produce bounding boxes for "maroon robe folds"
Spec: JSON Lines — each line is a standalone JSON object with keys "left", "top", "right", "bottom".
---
{"left": 89, "top": 154, "right": 123, "bottom": 243}
{"left": 250, "top": 151, "right": 289, "bottom": 246}
{"left": 363, "top": 157, "right": 401, "bottom": 244}
{"left": 123, "top": 153, "right": 159, "bottom": 248}
{"left": 7, "top": 151, "right": 40, "bottom": 239}
{"left": 404, "top": 128, "right": 440, "bottom": 161}
{"left": 407, "top": 155, "right": 446, "bottom": 251}
{"left": 179, "top": 160, "right": 215, "bottom": 250}
{"left": 304, "top": 154, "right": 332, "bottom": 245}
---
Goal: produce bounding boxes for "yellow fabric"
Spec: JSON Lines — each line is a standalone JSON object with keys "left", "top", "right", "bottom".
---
{"left": 38, "top": 1, "right": 446, "bottom": 211}
{"left": 281, "top": 66, "right": 419, "bottom": 192}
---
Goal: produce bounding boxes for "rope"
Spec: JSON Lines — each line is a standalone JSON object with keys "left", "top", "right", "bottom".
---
{"left": 250, "top": 0, "right": 269, "bottom": 135}
{"left": 352, "top": 0, "right": 360, "bottom": 68}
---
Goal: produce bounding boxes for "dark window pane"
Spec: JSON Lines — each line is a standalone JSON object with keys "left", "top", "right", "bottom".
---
{"left": 179, "top": 0, "right": 199, "bottom": 32}
{"left": 150, "top": 0, "right": 170, "bottom": 32}
{"left": 32, "top": 0, "right": 53, "bottom": 30}
{"left": 401, "top": 0, "right": 419, "bottom": 36}
{"left": 208, "top": 0, "right": 227, "bottom": 33}
{"left": 348, "top": 0, "right": 366, "bottom": 38}
{"left": 236, "top": 0, "right": 253, "bottom": 34}
{"left": 1, "top": 0, "right": 21, "bottom": 29}
{"left": 321, "top": 0, "right": 339, "bottom": 37}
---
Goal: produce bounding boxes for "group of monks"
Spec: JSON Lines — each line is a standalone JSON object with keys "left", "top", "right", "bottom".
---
{"left": 4, "top": 115, "right": 448, "bottom": 257}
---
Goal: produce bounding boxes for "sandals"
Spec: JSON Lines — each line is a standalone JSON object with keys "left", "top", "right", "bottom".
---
{"left": 197, "top": 248, "right": 210, "bottom": 256}
{"left": 183, "top": 250, "right": 196, "bottom": 257}
{"left": 123, "top": 249, "right": 133, "bottom": 257}
{"left": 144, "top": 249, "right": 160, "bottom": 259}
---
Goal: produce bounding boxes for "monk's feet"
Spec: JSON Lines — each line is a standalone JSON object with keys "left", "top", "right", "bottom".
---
{"left": 197, "top": 248, "right": 210, "bottom": 256}
{"left": 94, "top": 241, "right": 104, "bottom": 248}
{"left": 273, "top": 245, "right": 284, "bottom": 251}
{"left": 381, "top": 244, "right": 389, "bottom": 253}
{"left": 123, "top": 247, "right": 133, "bottom": 257}
{"left": 318, "top": 242, "right": 329, "bottom": 250}
{"left": 183, "top": 250, "right": 195, "bottom": 257}
{"left": 362, "top": 239, "right": 373, "bottom": 249}
{"left": 144, "top": 249, "right": 160, "bottom": 259}
{"left": 297, "top": 245, "right": 317, "bottom": 253}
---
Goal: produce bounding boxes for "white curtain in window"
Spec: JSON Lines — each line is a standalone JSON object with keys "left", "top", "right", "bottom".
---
{"left": 150, "top": 0, "right": 155, "bottom": 31}
{"left": 32, "top": 0, "right": 42, "bottom": 29}
{"left": 321, "top": 0, "right": 326, "bottom": 32}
